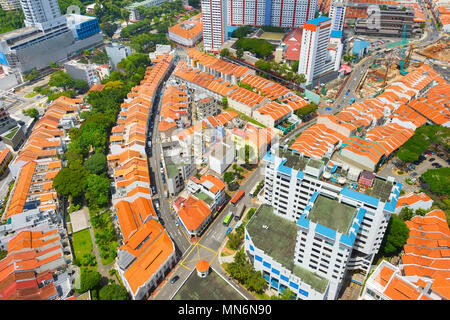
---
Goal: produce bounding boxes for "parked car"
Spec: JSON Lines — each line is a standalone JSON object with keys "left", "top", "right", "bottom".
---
{"left": 429, "top": 157, "right": 435, "bottom": 162}
{"left": 425, "top": 149, "right": 434, "bottom": 156}
{"left": 432, "top": 162, "right": 440, "bottom": 167}
{"left": 407, "top": 163, "right": 415, "bottom": 170}
{"left": 170, "top": 275, "right": 180, "bottom": 284}
{"left": 410, "top": 172, "right": 418, "bottom": 177}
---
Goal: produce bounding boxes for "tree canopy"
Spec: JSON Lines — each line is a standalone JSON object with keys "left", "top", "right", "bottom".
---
{"left": 231, "top": 25, "right": 253, "bottom": 39}
{"left": 235, "top": 38, "right": 274, "bottom": 59}
{"left": 53, "top": 163, "right": 90, "bottom": 201}
{"left": 85, "top": 174, "right": 110, "bottom": 209}
{"left": 421, "top": 167, "right": 450, "bottom": 196}
{"left": 76, "top": 268, "right": 102, "bottom": 294}
{"left": 382, "top": 215, "right": 409, "bottom": 256}
{"left": 99, "top": 284, "right": 129, "bottom": 300}
{"left": 84, "top": 152, "right": 107, "bottom": 175}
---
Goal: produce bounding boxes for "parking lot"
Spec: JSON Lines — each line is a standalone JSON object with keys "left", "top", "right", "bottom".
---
{"left": 378, "top": 151, "right": 448, "bottom": 194}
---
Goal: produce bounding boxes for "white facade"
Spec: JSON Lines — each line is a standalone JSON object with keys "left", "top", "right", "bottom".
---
{"left": 227, "top": 0, "right": 316, "bottom": 28}
{"left": 201, "top": 0, "right": 228, "bottom": 52}
{"left": 20, "top": 0, "right": 67, "bottom": 32}
{"left": 329, "top": 0, "right": 346, "bottom": 32}
{"left": 209, "top": 141, "right": 235, "bottom": 175}
{"left": 270, "top": 0, "right": 317, "bottom": 28}
{"left": 64, "top": 60, "right": 99, "bottom": 87}
{"left": 105, "top": 43, "right": 132, "bottom": 68}
{"left": 259, "top": 148, "right": 402, "bottom": 299}
{"left": 298, "top": 16, "right": 334, "bottom": 84}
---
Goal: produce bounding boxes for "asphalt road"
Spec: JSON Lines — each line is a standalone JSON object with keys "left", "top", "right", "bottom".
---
{"left": 147, "top": 84, "right": 191, "bottom": 257}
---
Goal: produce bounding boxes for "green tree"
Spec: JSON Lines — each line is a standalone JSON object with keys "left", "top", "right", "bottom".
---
{"left": 0, "top": 249, "right": 7, "bottom": 260}
{"left": 271, "top": 287, "right": 296, "bottom": 300}
{"left": 295, "top": 103, "right": 318, "bottom": 120}
{"left": 231, "top": 25, "right": 253, "bottom": 38}
{"left": 53, "top": 163, "right": 90, "bottom": 201}
{"left": 99, "top": 284, "right": 129, "bottom": 300}
{"left": 76, "top": 268, "right": 102, "bottom": 294}
{"left": 235, "top": 38, "right": 274, "bottom": 59}
{"left": 101, "top": 21, "right": 118, "bottom": 38}
{"left": 382, "top": 215, "right": 409, "bottom": 256}
{"left": 85, "top": 174, "right": 110, "bottom": 209}
{"left": 224, "top": 171, "right": 235, "bottom": 184}
{"left": 73, "top": 79, "right": 89, "bottom": 94}
{"left": 398, "top": 207, "right": 415, "bottom": 221}
{"left": 222, "top": 96, "right": 228, "bottom": 108}
{"left": 421, "top": 167, "right": 450, "bottom": 196}
{"left": 84, "top": 152, "right": 107, "bottom": 175}
{"left": 48, "top": 70, "right": 73, "bottom": 90}
{"left": 220, "top": 48, "right": 230, "bottom": 58}
{"left": 22, "top": 108, "right": 39, "bottom": 119}
{"left": 236, "top": 48, "right": 244, "bottom": 59}
{"left": 294, "top": 73, "right": 306, "bottom": 84}
{"left": 255, "top": 59, "right": 271, "bottom": 72}
{"left": 121, "top": 8, "right": 130, "bottom": 25}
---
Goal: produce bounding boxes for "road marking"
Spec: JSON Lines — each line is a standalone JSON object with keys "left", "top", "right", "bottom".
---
{"left": 197, "top": 243, "right": 217, "bottom": 254}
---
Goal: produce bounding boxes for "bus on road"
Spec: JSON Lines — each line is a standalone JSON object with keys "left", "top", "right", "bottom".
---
{"left": 231, "top": 190, "right": 245, "bottom": 206}
{"left": 223, "top": 212, "right": 233, "bottom": 226}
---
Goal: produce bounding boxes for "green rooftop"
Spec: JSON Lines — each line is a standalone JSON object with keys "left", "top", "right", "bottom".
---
{"left": 246, "top": 205, "right": 330, "bottom": 294}
{"left": 292, "top": 265, "right": 328, "bottom": 294}
{"left": 246, "top": 205, "right": 298, "bottom": 270}
{"left": 307, "top": 158, "right": 323, "bottom": 169}
{"left": 364, "top": 177, "right": 393, "bottom": 202}
{"left": 278, "top": 148, "right": 308, "bottom": 171}
{"left": 166, "top": 163, "right": 179, "bottom": 179}
{"left": 193, "top": 190, "right": 214, "bottom": 205}
{"left": 308, "top": 195, "right": 357, "bottom": 235}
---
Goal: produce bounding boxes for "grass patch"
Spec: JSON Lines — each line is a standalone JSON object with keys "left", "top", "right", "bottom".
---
{"left": 24, "top": 92, "right": 38, "bottom": 98}
{"left": 72, "top": 229, "right": 93, "bottom": 259}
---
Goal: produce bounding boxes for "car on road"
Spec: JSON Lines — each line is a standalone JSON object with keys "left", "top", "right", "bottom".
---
{"left": 170, "top": 275, "right": 180, "bottom": 284}
{"left": 154, "top": 199, "right": 160, "bottom": 210}
{"left": 151, "top": 185, "right": 157, "bottom": 194}
{"left": 174, "top": 220, "right": 179, "bottom": 227}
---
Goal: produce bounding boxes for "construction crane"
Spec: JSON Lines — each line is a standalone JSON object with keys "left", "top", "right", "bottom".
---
{"left": 383, "top": 52, "right": 394, "bottom": 87}
{"left": 404, "top": 44, "right": 415, "bottom": 70}
{"left": 399, "top": 23, "right": 410, "bottom": 75}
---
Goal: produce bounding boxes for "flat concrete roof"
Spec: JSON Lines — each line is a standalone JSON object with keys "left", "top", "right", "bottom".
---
{"left": 308, "top": 195, "right": 356, "bottom": 235}
{"left": 246, "top": 204, "right": 297, "bottom": 270}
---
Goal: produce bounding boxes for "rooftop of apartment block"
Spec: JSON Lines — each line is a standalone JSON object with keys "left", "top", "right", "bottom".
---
{"left": 246, "top": 205, "right": 328, "bottom": 293}
{"left": 308, "top": 195, "right": 357, "bottom": 235}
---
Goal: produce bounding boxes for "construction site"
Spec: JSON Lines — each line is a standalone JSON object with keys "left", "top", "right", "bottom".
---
{"left": 416, "top": 36, "right": 450, "bottom": 63}
{"left": 353, "top": 36, "right": 449, "bottom": 99}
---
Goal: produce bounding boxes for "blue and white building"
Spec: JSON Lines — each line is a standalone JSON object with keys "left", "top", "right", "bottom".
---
{"left": 329, "top": 0, "right": 347, "bottom": 32}
{"left": 66, "top": 14, "right": 101, "bottom": 40}
{"left": 244, "top": 146, "right": 401, "bottom": 299}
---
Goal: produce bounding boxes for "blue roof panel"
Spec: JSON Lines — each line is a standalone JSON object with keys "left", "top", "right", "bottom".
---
{"left": 306, "top": 16, "right": 331, "bottom": 25}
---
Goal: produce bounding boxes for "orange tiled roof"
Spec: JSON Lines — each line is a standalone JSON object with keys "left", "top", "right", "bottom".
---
{"left": 177, "top": 196, "right": 211, "bottom": 231}
{"left": 119, "top": 219, "right": 174, "bottom": 295}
